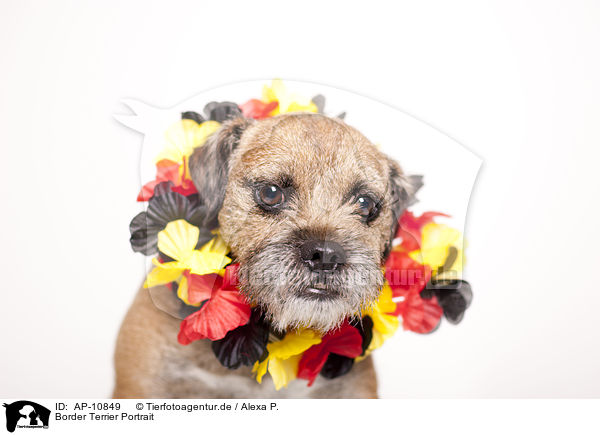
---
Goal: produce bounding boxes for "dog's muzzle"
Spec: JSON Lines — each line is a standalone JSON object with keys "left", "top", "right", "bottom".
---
{"left": 299, "top": 239, "right": 347, "bottom": 271}
{"left": 298, "top": 239, "right": 347, "bottom": 300}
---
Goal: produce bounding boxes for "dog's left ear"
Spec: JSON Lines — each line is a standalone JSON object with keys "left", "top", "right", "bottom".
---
{"left": 188, "top": 117, "right": 253, "bottom": 230}
{"left": 384, "top": 159, "right": 423, "bottom": 258}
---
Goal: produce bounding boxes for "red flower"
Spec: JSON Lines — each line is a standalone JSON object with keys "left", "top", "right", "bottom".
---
{"left": 222, "top": 263, "right": 241, "bottom": 290}
{"left": 138, "top": 158, "right": 197, "bottom": 202}
{"left": 178, "top": 265, "right": 251, "bottom": 343}
{"left": 183, "top": 263, "right": 240, "bottom": 304}
{"left": 385, "top": 249, "right": 441, "bottom": 334}
{"left": 239, "top": 99, "right": 278, "bottom": 119}
{"left": 297, "top": 322, "right": 363, "bottom": 386}
{"left": 395, "top": 211, "right": 448, "bottom": 251}
{"left": 385, "top": 250, "right": 431, "bottom": 297}
{"left": 184, "top": 271, "right": 220, "bottom": 305}
{"left": 385, "top": 250, "right": 431, "bottom": 299}
{"left": 393, "top": 290, "right": 443, "bottom": 334}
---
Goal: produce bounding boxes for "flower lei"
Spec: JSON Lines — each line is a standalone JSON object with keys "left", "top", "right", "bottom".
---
{"left": 129, "top": 80, "right": 473, "bottom": 390}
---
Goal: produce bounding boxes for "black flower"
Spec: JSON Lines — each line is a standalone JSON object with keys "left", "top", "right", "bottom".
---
{"left": 129, "top": 212, "right": 162, "bottom": 255}
{"left": 204, "top": 102, "right": 242, "bottom": 123}
{"left": 319, "top": 318, "right": 373, "bottom": 380}
{"left": 354, "top": 315, "right": 374, "bottom": 355}
{"left": 311, "top": 94, "right": 326, "bottom": 113}
{"left": 211, "top": 310, "right": 270, "bottom": 369}
{"left": 181, "top": 102, "right": 242, "bottom": 125}
{"left": 129, "top": 181, "right": 213, "bottom": 255}
{"left": 420, "top": 279, "right": 473, "bottom": 324}
{"left": 181, "top": 111, "right": 206, "bottom": 124}
{"left": 320, "top": 353, "right": 355, "bottom": 379}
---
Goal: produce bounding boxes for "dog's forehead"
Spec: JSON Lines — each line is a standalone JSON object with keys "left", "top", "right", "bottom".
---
{"left": 233, "top": 114, "right": 388, "bottom": 189}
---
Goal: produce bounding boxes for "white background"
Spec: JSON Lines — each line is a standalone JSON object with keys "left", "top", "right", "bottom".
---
{"left": 1, "top": 0, "right": 599, "bottom": 399}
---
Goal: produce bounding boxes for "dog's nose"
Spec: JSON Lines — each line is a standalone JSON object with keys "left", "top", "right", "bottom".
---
{"left": 299, "top": 240, "right": 347, "bottom": 271}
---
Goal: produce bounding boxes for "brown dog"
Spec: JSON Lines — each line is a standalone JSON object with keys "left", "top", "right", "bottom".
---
{"left": 113, "top": 113, "right": 421, "bottom": 398}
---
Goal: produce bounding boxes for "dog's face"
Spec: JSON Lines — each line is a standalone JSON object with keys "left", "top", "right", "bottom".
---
{"left": 190, "top": 113, "right": 420, "bottom": 332}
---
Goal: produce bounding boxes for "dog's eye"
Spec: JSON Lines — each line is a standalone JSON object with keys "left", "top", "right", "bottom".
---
{"left": 256, "top": 185, "right": 285, "bottom": 208}
{"left": 356, "top": 195, "right": 378, "bottom": 220}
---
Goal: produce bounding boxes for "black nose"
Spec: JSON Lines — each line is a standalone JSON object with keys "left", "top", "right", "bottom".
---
{"left": 299, "top": 240, "right": 346, "bottom": 271}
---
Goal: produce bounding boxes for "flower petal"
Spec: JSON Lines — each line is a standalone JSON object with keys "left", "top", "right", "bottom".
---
{"left": 421, "top": 279, "right": 473, "bottom": 324}
{"left": 358, "top": 286, "right": 399, "bottom": 356}
{"left": 137, "top": 160, "right": 181, "bottom": 202}
{"left": 146, "top": 191, "right": 190, "bottom": 226}
{"left": 203, "top": 101, "right": 242, "bottom": 122}
{"left": 371, "top": 311, "right": 399, "bottom": 340}
{"left": 130, "top": 189, "right": 212, "bottom": 256}
{"left": 410, "top": 223, "right": 463, "bottom": 274}
{"left": 156, "top": 119, "right": 221, "bottom": 163}
{"left": 157, "top": 219, "right": 199, "bottom": 262}
{"left": 325, "top": 325, "right": 363, "bottom": 358}
{"left": 222, "top": 263, "right": 240, "bottom": 290}
{"left": 364, "top": 284, "right": 399, "bottom": 339}
{"left": 385, "top": 250, "right": 431, "bottom": 297}
{"left": 239, "top": 99, "right": 278, "bottom": 119}
{"left": 144, "top": 260, "right": 185, "bottom": 288}
{"left": 177, "top": 287, "right": 251, "bottom": 343}
{"left": 395, "top": 211, "right": 448, "bottom": 251}
{"left": 188, "top": 250, "right": 231, "bottom": 276}
{"left": 355, "top": 316, "right": 374, "bottom": 355}
{"left": 267, "top": 329, "right": 322, "bottom": 360}
{"left": 311, "top": 94, "right": 326, "bottom": 113}
{"left": 181, "top": 111, "right": 205, "bottom": 124}
{"left": 395, "top": 290, "right": 443, "bottom": 334}
{"left": 199, "top": 234, "right": 230, "bottom": 256}
{"left": 186, "top": 272, "right": 222, "bottom": 305}
{"left": 261, "top": 79, "right": 318, "bottom": 115}
{"left": 268, "top": 354, "right": 302, "bottom": 390}
{"left": 129, "top": 212, "right": 160, "bottom": 255}
{"left": 211, "top": 310, "right": 270, "bottom": 369}
{"left": 253, "top": 359, "right": 268, "bottom": 384}
{"left": 296, "top": 345, "right": 329, "bottom": 386}
{"left": 320, "top": 354, "right": 355, "bottom": 380}
{"left": 297, "top": 323, "right": 362, "bottom": 386}
{"left": 253, "top": 329, "right": 321, "bottom": 388}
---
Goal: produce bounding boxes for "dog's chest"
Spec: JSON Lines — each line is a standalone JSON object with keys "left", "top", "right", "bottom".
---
{"left": 161, "top": 349, "right": 314, "bottom": 398}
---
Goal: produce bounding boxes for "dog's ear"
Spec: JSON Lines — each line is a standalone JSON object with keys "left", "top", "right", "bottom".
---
{"left": 384, "top": 159, "right": 423, "bottom": 258}
{"left": 188, "top": 117, "right": 252, "bottom": 230}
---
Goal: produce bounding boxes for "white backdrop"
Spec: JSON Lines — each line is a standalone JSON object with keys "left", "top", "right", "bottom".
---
{"left": 1, "top": 0, "right": 599, "bottom": 398}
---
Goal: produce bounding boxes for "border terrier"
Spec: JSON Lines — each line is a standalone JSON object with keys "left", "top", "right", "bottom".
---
{"left": 114, "top": 113, "right": 422, "bottom": 398}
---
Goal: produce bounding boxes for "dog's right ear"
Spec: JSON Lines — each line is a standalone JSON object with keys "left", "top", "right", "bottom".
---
{"left": 383, "top": 159, "right": 423, "bottom": 259}
{"left": 188, "top": 117, "right": 252, "bottom": 230}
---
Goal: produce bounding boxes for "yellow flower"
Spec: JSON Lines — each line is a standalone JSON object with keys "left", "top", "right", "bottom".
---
{"left": 358, "top": 283, "right": 399, "bottom": 360}
{"left": 261, "top": 79, "right": 318, "bottom": 116}
{"left": 253, "top": 329, "right": 321, "bottom": 390}
{"left": 155, "top": 119, "right": 221, "bottom": 164}
{"left": 409, "top": 222, "right": 463, "bottom": 276}
{"left": 144, "top": 220, "right": 231, "bottom": 298}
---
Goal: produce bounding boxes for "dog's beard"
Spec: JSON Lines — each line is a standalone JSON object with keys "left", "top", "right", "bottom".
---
{"left": 237, "top": 239, "right": 383, "bottom": 333}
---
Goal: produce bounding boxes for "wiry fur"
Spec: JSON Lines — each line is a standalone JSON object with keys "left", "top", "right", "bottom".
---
{"left": 188, "top": 117, "right": 254, "bottom": 229}
{"left": 238, "top": 227, "right": 383, "bottom": 332}
{"left": 114, "top": 112, "right": 420, "bottom": 398}
{"left": 208, "top": 113, "right": 420, "bottom": 333}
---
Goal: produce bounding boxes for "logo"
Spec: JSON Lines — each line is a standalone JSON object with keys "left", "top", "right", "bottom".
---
{"left": 3, "top": 402, "right": 50, "bottom": 433}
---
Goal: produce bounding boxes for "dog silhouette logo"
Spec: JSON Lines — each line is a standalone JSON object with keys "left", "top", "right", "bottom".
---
{"left": 3, "top": 401, "right": 50, "bottom": 433}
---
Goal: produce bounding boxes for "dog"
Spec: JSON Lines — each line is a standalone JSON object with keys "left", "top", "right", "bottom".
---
{"left": 113, "top": 112, "right": 422, "bottom": 398}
